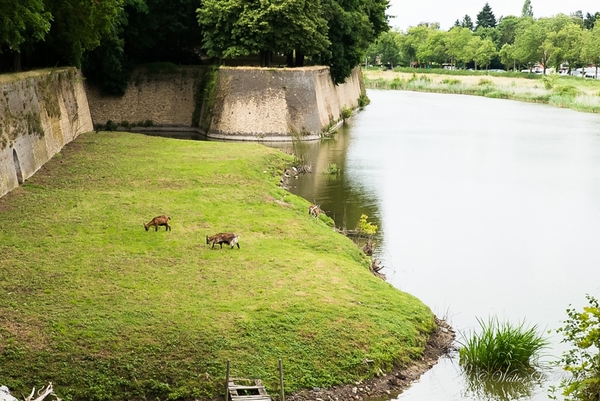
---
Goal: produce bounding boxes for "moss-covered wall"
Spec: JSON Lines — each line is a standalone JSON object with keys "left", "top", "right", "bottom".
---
{"left": 0, "top": 68, "right": 93, "bottom": 198}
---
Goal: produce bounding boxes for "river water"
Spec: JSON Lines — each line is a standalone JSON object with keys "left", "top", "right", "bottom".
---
{"left": 273, "top": 89, "right": 600, "bottom": 401}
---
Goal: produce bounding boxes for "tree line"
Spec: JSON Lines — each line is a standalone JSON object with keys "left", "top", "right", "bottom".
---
{"left": 0, "top": 0, "right": 389, "bottom": 94}
{"left": 368, "top": 1, "right": 600, "bottom": 74}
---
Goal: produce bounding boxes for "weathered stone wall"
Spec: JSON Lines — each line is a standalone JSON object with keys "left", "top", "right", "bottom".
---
{"left": 206, "top": 66, "right": 363, "bottom": 141}
{"left": 0, "top": 68, "right": 93, "bottom": 198}
{"left": 85, "top": 65, "right": 363, "bottom": 141}
{"left": 86, "top": 66, "right": 206, "bottom": 128}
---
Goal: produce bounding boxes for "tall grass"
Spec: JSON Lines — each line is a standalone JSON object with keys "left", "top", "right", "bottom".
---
{"left": 458, "top": 317, "right": 549, "bottom": 374}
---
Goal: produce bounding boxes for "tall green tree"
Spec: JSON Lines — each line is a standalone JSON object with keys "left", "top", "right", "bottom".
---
{"left": 399, "top": 25, "right": 431, "bottom": 67}
{"left": 581, "top": 24, "right": 600, "bottom": 77}
{"left": 446, "top": 26, "right": 472, "bottom": 67}
{"left": 548, "top": 22, "right": 583, "bottom": 72}
{"left": 497, "top": 15, "right": 523, "bottom": 46}
{"left": 462, "top": 35, "right": 482, "bottom": 69}
{"left": 33, "top": 0, "right": 123, "bottom": 67}
{"left": 499, "top": 43, "right": 516, "bottom": 70}
{"left": 584, "top": 12, "right": 600, "bottom": 30}
{"left": 417, "top": 30, "right": 447, "bottom": 66}
{"left": 0, "top": 0, "right": 52, "bottom": 71}
{"left": 314, "top": 0, "right": 389, "bottom": 83}
{"left": 521, "top": 0, "right": 533, "bottom": 18}
{"left": 514, "top": 17, "right": 553, "bottom": 72}
{"left": 379, "top": 31, "right": 402, "bottom": 67}
{"left": 475, "top": 38, "right": 497, "bottom": 69}
{"left": 476, "top": 3, "right": 497, "bottom": 29}
{"left": 461, "top": 15, "right": 474, "bottom": 31}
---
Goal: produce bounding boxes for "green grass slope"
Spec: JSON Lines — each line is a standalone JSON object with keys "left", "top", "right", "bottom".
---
{"left": 0, "top": 132, "right": 435, "bottom": 401}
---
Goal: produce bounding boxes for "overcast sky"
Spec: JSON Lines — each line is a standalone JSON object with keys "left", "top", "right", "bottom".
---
{"left": 387, "top": 0, "right": 600, "bottom": 31}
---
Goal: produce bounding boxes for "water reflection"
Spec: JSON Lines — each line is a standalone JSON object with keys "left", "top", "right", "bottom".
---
{"left": 264, "top": 128, "right": 384, "bottom": 244}
{"left": 460, "top": 368, "right": 546, "bottom": 401}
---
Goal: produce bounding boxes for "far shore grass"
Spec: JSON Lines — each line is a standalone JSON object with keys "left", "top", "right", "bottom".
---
{"left": 363, "top": 67, "right": 600, "bottom": 114}
{"left": 0, "top": 132, "right": 436, "bottom": 401}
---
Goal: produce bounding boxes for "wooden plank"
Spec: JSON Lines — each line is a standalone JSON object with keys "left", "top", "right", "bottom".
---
{"left": 230, "top": 396, "right": 271, "bottom": 401}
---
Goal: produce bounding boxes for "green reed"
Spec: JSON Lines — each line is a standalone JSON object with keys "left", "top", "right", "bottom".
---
{"left": 458, "top": 317, "right": 549, "bottom": 374}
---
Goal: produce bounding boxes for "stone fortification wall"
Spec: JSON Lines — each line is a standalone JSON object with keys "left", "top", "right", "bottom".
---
{"left": 0, "top": 68, "right": 93, "bottom": 198}
{"left": 86, "top": 66, "right": 206, "bottom": 128}
{"left": 206, "top": 66, "right": 363, "bottom": 141}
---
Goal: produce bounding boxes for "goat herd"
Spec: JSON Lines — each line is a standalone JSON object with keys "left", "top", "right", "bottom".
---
{"left": 143, "top": 205, "right": 320, "bottom": 250}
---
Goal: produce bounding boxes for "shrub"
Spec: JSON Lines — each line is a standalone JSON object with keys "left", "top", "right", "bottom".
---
{"left": 357, "top": 94, "right": 370, "bottom": 107}
{"left": 323, "top": 163, "right": 340, "bottom": 175}
{"left": 542, "top": 74, "right": 558, "bottom": 90}
{"left": 478, "top": 79, "right": 494, "bottom": 86}
{"left": 341, "top": 107, "right": 352, "bottom": 120}
{"left": 458, "top": 317, "right": 549, "bottom": 374}
{"left": 552, "top": 295, "right": 600, "bottom": 401}
{"left": 356, "top": 214, "right": 378, "bottom": 236}
{"left": 553, "top": 85, "right": 579, "bottom": 97}
{"left": 441, "top": 78, "right": 462, "bottom": 85}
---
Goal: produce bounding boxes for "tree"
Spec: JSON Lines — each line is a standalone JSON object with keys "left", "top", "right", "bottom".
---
{"left": 521, "top": 0, "right": 533, "bottom": 18}
{"left": 554, "top": 295, "right": 600, "bottom": 401}
{"left": 315, "top": 0, "right": 389, "bottom": 84}
{"left": 417, "top": 30, "right": 447, "bottom": 66}
{"left": 499, "top": 43, "right": 515, "bottom": 70}
{"left": 400, "top": 25, "right": 431, "bottom": 67}
{"left": 446, "top": 26, "right": 472, "bottom": 67}
{"left": 462, "top": 36, "right": 482, "bottom": 69}
{"left": 497, "top": 15, "right": 523, "bottom": 46}
{"left": 584, "top": 12, "right": 600, "bottom": 30}
{"left": 474, "top": 38, "right": 497, "bottom": 69}
{"left": 375, "top": 31, "right": 401, "bottom": 67}
{"left": 476, "top": 3, "right": 497, "bottom": 29}
{"left": 198, "top": 0, "right": 330, "bottom": 66}
{"left": 581, "top": 24, "right": 600, "bottom": 78}
{"left": 32, "top": 0, "right": 123, "bottom": 68}
{"left": 461, "top": 15, "right": 474, "bottom": 31}
{"left": 548, "top": 22, "right": 583, "bottom": 72}
{"left": 0, "top": 0, "right": 52, "bottom": 71}
{"left": 514, "top": 17, "right": 554, "bottom": 73}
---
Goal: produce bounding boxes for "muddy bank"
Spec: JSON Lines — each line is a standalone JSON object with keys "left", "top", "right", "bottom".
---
{"left": 285, "top": 318, "right": 456, "bottom": 401}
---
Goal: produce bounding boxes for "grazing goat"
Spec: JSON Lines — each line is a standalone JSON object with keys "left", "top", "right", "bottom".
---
{"left": 308, "top": 204, "right": 320, "bottom": 218}
{"left": 144, "top": 215, "right": 171, "bottom": 231}
{"left": 206, "top": 233, "right": 240, "bottom": 249}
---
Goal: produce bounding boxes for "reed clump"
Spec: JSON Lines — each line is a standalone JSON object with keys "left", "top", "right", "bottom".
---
{"left": 458, "top": 317, "right": 549, "bottom": 374}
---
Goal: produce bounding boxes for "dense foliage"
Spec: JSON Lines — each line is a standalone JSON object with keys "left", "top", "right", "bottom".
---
{"left": 367, "top": 6, "right": 600, "bottom": 72}
{"left": 554, "top": 295, "right": 600, "bottom": 401}
{"left": 197, "top": 0, "right": 390, "bottom": 84}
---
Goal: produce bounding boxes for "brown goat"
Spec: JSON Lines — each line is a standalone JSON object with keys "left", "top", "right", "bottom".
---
{"left": 144, "top": 215, "right": 171, "bottom": 231}
{"left": 206, "top": 232, "right": 240, "bottom": 249}
{"left": 308, "top": 204, "right": 320, "bottom": 218}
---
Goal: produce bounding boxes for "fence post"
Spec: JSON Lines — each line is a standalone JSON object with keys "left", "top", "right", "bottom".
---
{"left": 279, "top": 359, "right": 284, "bottom": 401}
{"left": 225, "top": 359, "right": 230, "bottom": 401}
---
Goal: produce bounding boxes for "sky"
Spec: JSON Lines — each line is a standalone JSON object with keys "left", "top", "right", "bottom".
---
{"left": 386, "top": 0, "right": 600, "bottom": 31}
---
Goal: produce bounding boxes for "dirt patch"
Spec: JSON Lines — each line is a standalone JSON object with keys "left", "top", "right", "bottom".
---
{"left": 285, "top": 318, "right": 456, "bottom": 401}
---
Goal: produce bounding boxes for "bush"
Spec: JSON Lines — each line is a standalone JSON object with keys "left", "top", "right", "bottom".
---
{"left": 341, "top": 107, "right": 352, "bottom": 120}
{"left": 553, "top": 295, "right": 600, "bottom": 401}
{"left": 478, "top": 78, "right": 494, "bottom": 86}
{"left": 441, "top": 78, "right": 462, "bottom": 85}
{"left": 553, "top": 85, "right": 579, "bottom": 97}
{"left": 356, "top": 214, "right": 377, "bottom": 236}
{"left": 458, "top": 317, "right": 549, "bottom": 374}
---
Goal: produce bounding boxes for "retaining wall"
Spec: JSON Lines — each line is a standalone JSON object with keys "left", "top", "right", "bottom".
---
{"left": 0, "top": 68, "right": 93, "bottom": 198}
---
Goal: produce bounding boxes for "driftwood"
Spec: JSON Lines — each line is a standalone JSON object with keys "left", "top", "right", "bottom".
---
{"left": 362, "top": 239, "right": 374, "bottom": 256}
{"left": 25, "top": 383, "right": 59, "bottom": 401}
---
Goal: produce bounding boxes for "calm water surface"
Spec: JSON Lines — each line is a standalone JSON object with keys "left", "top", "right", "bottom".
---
{"left": 279, "top": 90, "right": 600, "bottom": 401}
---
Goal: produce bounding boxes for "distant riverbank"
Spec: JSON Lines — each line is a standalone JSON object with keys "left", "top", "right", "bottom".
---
{"left": 363, "top": 68, "right": 600, "bottom": 114}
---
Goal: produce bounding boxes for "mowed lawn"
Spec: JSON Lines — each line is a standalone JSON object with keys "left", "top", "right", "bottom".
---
{"left": 0, "top": 131, "right": 435, "bottom": 401}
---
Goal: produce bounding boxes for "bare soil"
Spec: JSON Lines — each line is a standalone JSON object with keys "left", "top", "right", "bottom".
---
{"left": 285, "top": 318, "right": 456, "bottom": 401}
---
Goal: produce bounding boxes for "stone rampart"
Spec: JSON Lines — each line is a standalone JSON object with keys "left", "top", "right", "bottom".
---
{"left": 85, "top": 65, "right": 363, "bottom": 141}
{"left": 206, "top": 66, "right": 363, "bottom": 141}
{"left": 0, "top": 68, "right": 93, "bottom": 198}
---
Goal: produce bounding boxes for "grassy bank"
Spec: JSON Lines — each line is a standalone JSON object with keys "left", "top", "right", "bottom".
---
{"left": 363, "top": 68, "right": 600, "bottom": 114}
{"left": 0, "top": 132, "right": 435, "bottom": 401}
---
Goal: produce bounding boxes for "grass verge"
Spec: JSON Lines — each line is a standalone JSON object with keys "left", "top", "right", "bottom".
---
{"left": 364, "top": 69, "right": 600, "bottom": 114}
{"left": 0, "top": 132, "right": 436, "bottom": 401}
